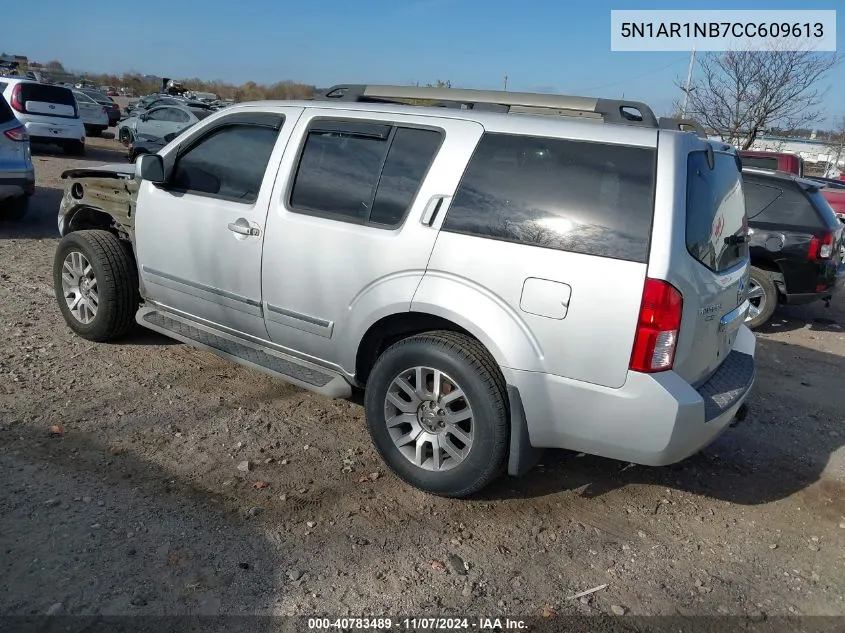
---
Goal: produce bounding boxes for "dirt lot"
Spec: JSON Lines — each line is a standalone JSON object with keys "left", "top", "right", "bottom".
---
{"left": 1, "top": 135, "right": 845, "bottom": 620}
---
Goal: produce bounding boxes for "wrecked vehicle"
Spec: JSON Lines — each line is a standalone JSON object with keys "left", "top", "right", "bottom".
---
{"left": 58, "top": 163, "right": 138, "bottom": 239}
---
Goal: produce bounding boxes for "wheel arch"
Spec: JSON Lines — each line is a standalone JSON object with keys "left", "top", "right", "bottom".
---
{"left": 353, "top": 310, "right": 545, "bottom": 479}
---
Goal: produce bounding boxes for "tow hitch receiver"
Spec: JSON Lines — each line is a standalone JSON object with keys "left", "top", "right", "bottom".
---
{"left": 730, "top": 403, "right": 749, "bottom": 427}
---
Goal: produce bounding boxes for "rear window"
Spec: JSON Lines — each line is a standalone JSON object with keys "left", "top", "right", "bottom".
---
{"left": 441, "top": 133, "right": 657, "bottom": 262}
{"left": 20, "top": 83, "right": 75, "bottom": 106}
{"left": 741, "top": 156, "right": 779, "bottom": 171}
{"left": 686, "top": 150, "right": 748, "bottom": 272}
{"left": 745, "top": 179, "right": 825, "bottom": 228}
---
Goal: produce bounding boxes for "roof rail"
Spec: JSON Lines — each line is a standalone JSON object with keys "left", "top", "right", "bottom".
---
{"left": 658, "top": 117, "right": 707, "bottom": 138}
{"left": 316, "top": 84, "right": 660, "bottom": 128}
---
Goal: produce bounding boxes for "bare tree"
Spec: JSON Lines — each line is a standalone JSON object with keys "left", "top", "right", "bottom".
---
{"left": 678, "top": 46, "right": 839, "bottom": 149}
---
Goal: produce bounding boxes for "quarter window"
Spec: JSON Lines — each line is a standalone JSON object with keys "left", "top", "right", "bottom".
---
{"left": 441, "top": 133, "right": 656, "bottom": 262}
{"left": 289, "top": 120, "right": 442, "bottom": 227}
{"left": 168, "top": 124, "right": 280, "bottom": 203}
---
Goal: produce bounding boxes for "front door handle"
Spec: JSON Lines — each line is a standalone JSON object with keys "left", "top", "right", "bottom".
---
{"left": 228, "top": 219, "right": 260, "bottom": 237}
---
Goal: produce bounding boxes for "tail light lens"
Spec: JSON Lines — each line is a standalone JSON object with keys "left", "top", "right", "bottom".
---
{"left": 629, "top": 278, "right": 683, "bottom": 373}
{"left": 3, "top": 125, "right": 27, "bottom": 142}
{"left": 808, "top": 232, "right": 834, "bottom": 260}
{"left": 10, "top": 84, "right": 24, "bottom": 112}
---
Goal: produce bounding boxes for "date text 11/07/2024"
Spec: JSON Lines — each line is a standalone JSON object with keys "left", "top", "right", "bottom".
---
{"left": 307, "top": 617, "right": 528, "bottom": 630}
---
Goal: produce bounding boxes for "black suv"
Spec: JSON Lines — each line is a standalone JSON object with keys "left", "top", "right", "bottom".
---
{"left": 742, "top": 168, "right": 845, "bottom": 328}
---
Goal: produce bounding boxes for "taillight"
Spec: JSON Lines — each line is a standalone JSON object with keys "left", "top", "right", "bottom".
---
{"left": 3, "top": 125, "right": 27, "bottom": 142}
{"left": 629, "top": 278, "right": 683, "bottom": 373}
{"left": 10, "top": 84, "right": 24, "bottom": 112}
{"left": 102, "top": 106, "right": 109, "bottom": 115}
{"left": 808, "top": 232, "right": 834, "bottom": 260}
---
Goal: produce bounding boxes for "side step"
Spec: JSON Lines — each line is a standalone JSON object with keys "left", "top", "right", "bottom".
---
{"left": 137, "top": 307, "right": 352, "bottom": 399}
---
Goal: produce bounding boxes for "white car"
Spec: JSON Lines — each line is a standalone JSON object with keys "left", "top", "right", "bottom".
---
{"left": 72, "top": 90, "right": 109, "bottom": 137}
{"left": 0, "top": 78, "right": 86, "bottom": 155}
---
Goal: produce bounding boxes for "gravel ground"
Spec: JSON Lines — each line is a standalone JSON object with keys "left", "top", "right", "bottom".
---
{"left": 1, "top": 135, "right": 845, "bottom": 619}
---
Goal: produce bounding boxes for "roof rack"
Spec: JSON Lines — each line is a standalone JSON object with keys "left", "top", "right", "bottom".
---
{"left": 316, "top": 84, "right": 661, "bottom": 128}
{"left": 657, "top": 117, "right": 707, "bottom": 138}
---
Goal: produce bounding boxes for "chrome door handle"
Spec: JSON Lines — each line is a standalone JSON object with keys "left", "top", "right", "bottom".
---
{"left": 228, "top": 221, "right": 260, "bottom": 236}
{"left": 421, "top": 195, "right": 448, "bottom": 226}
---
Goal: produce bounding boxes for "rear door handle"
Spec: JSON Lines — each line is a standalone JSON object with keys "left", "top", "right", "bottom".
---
{"left": 421, "top": 195, "right": 449, "bottom": 226}
{"left": 228, "top": 219, "right": 260, "bottom": 237}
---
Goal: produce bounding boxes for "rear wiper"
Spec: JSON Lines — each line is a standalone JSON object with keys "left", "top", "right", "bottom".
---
{"left": 724, "top": 235, "right": 747, "bottom": 246}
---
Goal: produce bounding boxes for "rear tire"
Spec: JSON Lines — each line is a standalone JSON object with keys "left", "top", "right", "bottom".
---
{"left": 364, "top": 331, "right": 509, "bottom": 498}
{"left": 745, "top": 266, "right": 778, "bottom": 329}
{"left": 53, "top": 230, "right": 139, "bottom": 342}
{"left": 0, "top": 196, "right": 29, "bottom": 222}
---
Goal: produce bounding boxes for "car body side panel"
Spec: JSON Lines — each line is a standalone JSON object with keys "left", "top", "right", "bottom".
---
{"left": 414, "top": 232, "right": 647, "bottom": 387}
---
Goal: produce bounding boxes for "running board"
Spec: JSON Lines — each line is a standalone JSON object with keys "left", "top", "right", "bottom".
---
{"left": 137, "top": 307, "right": 352, "bottom": 399}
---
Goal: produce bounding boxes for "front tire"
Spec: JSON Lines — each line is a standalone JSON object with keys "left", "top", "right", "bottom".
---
{"left": 53, "top": 230, "right": 139, "bottom": 342}
{"left": 364, "top": 331, "right": 509, "bottom": 498}
{"left": 745, "top": 266, "right": 778, "bottom": 329}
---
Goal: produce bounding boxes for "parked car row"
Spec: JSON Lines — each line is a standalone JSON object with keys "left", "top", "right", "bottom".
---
{"left": 117, "top": 104, "right": 212, "bottom": 146}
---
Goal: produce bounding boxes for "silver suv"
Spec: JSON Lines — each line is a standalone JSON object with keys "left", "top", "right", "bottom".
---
{"left": 0, "top": 92, "right": 35, "bottom": 221}
{"left": 52, "top": 84, "right": 756, "bottom": 497}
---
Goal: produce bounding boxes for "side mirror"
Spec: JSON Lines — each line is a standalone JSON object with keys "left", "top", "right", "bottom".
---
{"left": 136, "top": 153, "right": 166, "bottom": 184}
{"left": 139, "top": 112, "right": 148, "bottom": 121}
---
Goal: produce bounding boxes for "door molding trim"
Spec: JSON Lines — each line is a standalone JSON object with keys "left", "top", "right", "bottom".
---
{"left": 265, "top": 302, "right": 334, "bottom": 338}
{"left": 141, "top": 265, "right": 261, "bottom": 310}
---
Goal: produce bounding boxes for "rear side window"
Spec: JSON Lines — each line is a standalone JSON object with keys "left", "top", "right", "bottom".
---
{"left": 686, "top": 151, "right": 748, "bottom": 272}
{"left": 289, "top": 120, "right": 442, "bottom": 228}
{"left": 741, "top": 156, "right": 778, "bottom": 171}
{"left": 169, "top": 124, "right": 280, "bottom": 203}
{"left": 441, "top": 133, "right": 656, "bottom": 262}
{"left": 20, "top": 83, "right": 75, "bottom": 106}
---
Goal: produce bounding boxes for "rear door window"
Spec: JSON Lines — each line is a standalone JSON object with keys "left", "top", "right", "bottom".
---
{"left": 441, "top": 133, "right": 656, "bottom": 262}
{"left": 686, "top": 150, "right": 748, "bottom": 272}
{"left": 289, "top": 120, "right": 442, "bottom": 228}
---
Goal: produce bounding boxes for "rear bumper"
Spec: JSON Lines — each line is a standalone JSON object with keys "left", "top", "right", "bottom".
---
{"left": 785, "top": 263, "right": 845, "bottom": 303}
{"left": 0, "top": 172, "right": 36, "bottom": 200}
{"left": 504, "top": 324, "right": 756, "bottom": 466}
{"left": 25, "top": 119, "right": 86, "bottom": 143}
